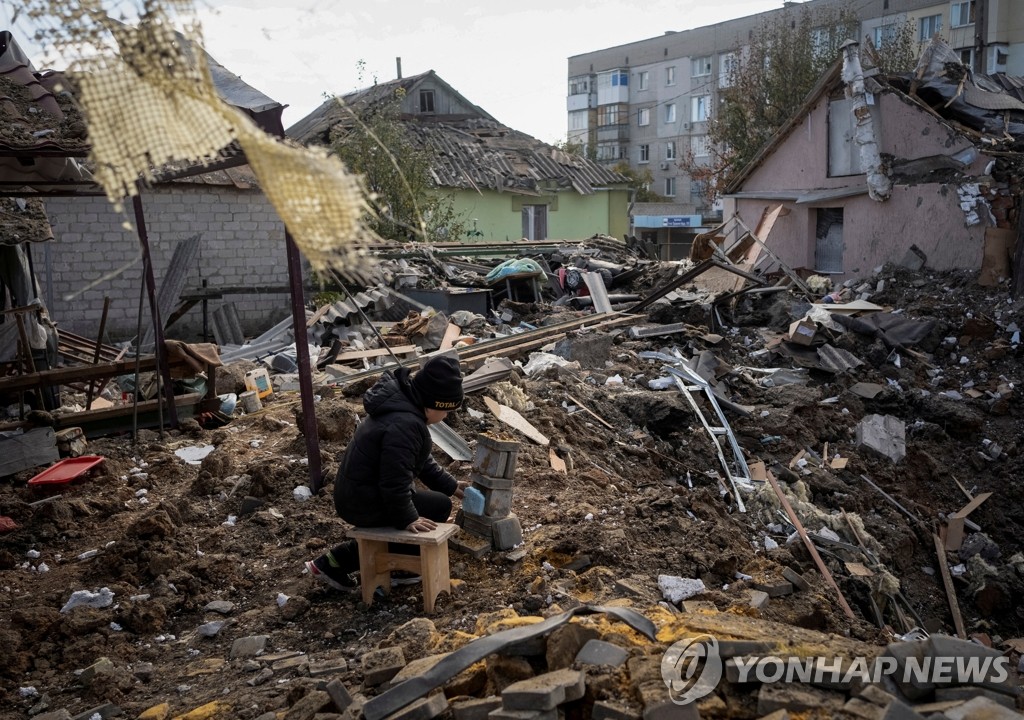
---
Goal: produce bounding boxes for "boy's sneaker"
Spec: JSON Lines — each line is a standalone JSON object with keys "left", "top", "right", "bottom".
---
{"left": 304, "top": 556, "right": 357, "bottom": 592}
{"left": 391, "top": 570, "right": 421, "bottom": 586}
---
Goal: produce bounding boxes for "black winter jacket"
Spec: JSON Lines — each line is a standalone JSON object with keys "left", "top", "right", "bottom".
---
{"left": 333, "top": 367, "right": 457, "bottom": 529}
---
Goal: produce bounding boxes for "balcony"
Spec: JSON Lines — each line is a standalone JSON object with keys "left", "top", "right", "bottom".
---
{"left": 567, "top": 93, "right": 591, "bottom": 112}
{"left": 597, "top": 124, "right": 630, "bottom": 142}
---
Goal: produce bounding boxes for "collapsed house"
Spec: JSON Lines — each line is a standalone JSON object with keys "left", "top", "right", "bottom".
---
{"left": 723, "top": 38, "right": 1024, "bottom": 287}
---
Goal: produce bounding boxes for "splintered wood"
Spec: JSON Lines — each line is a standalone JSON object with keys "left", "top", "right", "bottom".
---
{"left": 483, "top": 397, "right": 549, "bottom": 446}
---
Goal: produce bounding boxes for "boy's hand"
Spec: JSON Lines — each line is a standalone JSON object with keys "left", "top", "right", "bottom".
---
{"left": 454, "top": 480, "right": 469, "bottom": 499}
{"left": 406, "top": 518, "right": 437, "bottom": 533}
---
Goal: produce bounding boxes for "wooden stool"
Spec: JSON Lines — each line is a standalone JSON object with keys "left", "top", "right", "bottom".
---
{"left": 346, "top": 523, "right": 458, "bottom": 613}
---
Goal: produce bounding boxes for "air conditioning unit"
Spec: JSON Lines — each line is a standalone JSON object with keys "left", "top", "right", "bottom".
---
{"left": 659, "top": 162, "right": 670, "bottom": 170}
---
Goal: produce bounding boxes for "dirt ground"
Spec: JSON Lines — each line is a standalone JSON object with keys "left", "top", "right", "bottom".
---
{"left": 1, "top": 264, "right": 1022, "bottom": 719}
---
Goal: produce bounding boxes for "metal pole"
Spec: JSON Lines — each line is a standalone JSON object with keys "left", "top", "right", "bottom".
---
{"left": 131, "top": 194, "right": 178, "bottom": 427}
{"left": 285, "top": 231, "right": 322, "bottom": 491}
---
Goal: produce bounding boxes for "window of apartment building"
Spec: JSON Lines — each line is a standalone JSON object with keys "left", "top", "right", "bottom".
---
{"left": 568, "top": 110, "right": 588, "bottom": 131}
{"left": 691, "top": 55, "right": 711, "bottom": 77}
{"left": 691, "top": 95, "right": 710, "bottom": 122}
{"left": 665, "top": 141, "right": 677, "bottom": 160}
{"left": 638, "top": 71, "right": 649, "bottom": 90}
{"left": 639, "top": 144, "right": 650, "bottom": 163}
{"left": 873, "top": 24, "right": 898, "bottom": 47}
{"left": 919, "top": 14, "right": 942, "bottom": 41}
{"left": 611, "top": 71, "right": 629, "bottom": 86}
{"left": 664, "top": 177, "right": 676, "bottom": 197}
{"left": 665, "top": 103, "right": 676, "bottom": 123}
{"left": 811, "top": 27, "right": 831, "bottom": 57}
{"left": 666, "top": 66, "right": 676, "bottom": 86}
{"left": 691, "top": 134, "right": 709, "bottom": 158}
{"left": 957, "top": 47, "right": 975, "bottom": 69}
{"left": 568, "top": 77, "right": 589, "bottom": 95}
{"left": 718, "top": 52, "right": 738, "bottom": 88}
{"left": 951, "top": 1, "right": 975, "bottom": 27}
{"left": 638, "top": 107, "right": 650, "bottom": 126}
{"left": 988, "top": 44, "right": 1009, "bottom": 72}
{"left": 419, "top": 90, "right": 435, "bottom": 113}
{"left": 598, "top": 103, "right": 627, "bottom": 126}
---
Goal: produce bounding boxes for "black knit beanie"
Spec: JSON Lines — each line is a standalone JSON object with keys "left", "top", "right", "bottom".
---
{"left": 411, "top": 355, "right": 464, "bottom": 411}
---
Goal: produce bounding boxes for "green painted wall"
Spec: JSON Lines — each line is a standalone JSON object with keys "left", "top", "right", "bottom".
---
{"left": 440, "top": 187, "right": 630, "bottom": 242}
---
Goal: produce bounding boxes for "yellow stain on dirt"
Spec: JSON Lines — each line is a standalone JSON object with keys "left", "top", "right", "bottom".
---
{"left": 482, "top": 616, "right": 547, "bottom": 635}
{"left": 171, "top": 701, "right": 230, "bottom": 720}
{"left": 138, "top": 703, "right": 170, "bottom": 720}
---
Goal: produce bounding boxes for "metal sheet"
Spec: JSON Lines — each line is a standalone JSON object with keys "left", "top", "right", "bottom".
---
{"left": 428, "top": 421, "right": 472, "bottom": 462}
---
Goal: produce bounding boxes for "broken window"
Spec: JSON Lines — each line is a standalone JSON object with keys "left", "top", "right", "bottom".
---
{"left": 522, "top": 205, "right": 548, "bottom": 241}
{"left": 815, "top": 208, "right": 844, "bottom": 274}
{"left": 419, "top": 90, "right": 435, "bottom": 113}
{"left": 957, "top": 47, "right": 975, "bottom": 69}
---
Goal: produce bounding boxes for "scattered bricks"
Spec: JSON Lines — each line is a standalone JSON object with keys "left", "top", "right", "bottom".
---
{"left": 452, "top": 697, "right": 502, "bottom": 720}
{"left": 272, "top": 654, "right": 310, "bottom": 674}
{"left": 576, "top": 639, "right": 630, "bottom": 668}
{"left": 546, "top": 623, "right": 600, "bottom": 670}
{"left": 230, "top": 635, "right": 269, "bottom": 659}
{"left": 944, "top": 695, "right": 1024, "bottom": 720}
{"left": 387, "top": 653, "right": 449, "bottom": 689}
{"left": 492, "top": 515, "right": 523, "bottom": 550}
{"left": 361, "top": 646, "right": 406, "bottom": 687}
{"left": 843, "top": 698, "right": 883, "bottom": 720}
{"left": 857, "top": 685, "right": 897, "bottom": 706}
{"left": 806, "top": 657, "right": 868, "bottom": 692}
{"left": 462, "top": 511, "right": 497, "bottom": 539}
{"left": 325, "top": 679, "right": 353, "bottom": 712}
{"left": 471, "top": 472, "right": 515, "bottom": 491}
{"left": 934, "top": 686, "right": 1017, "bottom": 709}
{"left": 591, "top": 700, "right": 641, "bottom": 720}
{"left": 879, "top": 700, "right": 926, "bottom": 720}
{"left": 474, "top": 444, "right": 508, "bottom": 478}
{"left": 752, "top": 579, "right": 793, "bottom": 598}
{"left": 501, "top": 669, "right": 584, "bottom": 711}
{"left": 309, "top": 656, "right": 348, "bottom": 677}
{"left": 782, "top": 567, "right": 810, "bottom": 592}
{"left": 476, "top": 433, "right": 520, "bottom": 453}
{"left": 247, "top": 668, "right": 273, "bottom": 686}
{"left": 756, "top": 683, "right": 845, "bottom": 716}
{"left": 451, "top": 532, "right": 492, "bottom": 558}
{"left": 747, "top": 590, "right": 770, "bottom": 609}
{"left": 881, "top": 640, "right": 931, "bottom": 700}
{"left": 384, "top": 692, "right": 448, "bottom": 720}
{"left": 641, "top": 698, "right": 700, "bottom": 720}
{"left": 486, "top": 654, "right": 535, "bottom": 693}
{"left": 924, "top": 634, "right": 1016, "bottom": 694}
{"left": 717, "top": 640, "right": 777, "bottom": 659}
{"left": 283, "top": 689, "right": 331, "bottom": 720}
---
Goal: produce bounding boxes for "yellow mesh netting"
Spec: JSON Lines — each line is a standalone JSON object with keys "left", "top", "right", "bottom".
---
{"left": 19, "top": 0, "right": 375, "bottom": 273}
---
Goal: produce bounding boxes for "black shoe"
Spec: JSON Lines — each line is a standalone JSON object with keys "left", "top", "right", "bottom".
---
{"left": 305, "top": 556, "right": 358, "bottom": 592}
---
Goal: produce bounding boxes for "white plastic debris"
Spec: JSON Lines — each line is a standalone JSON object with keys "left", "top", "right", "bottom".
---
{"left": 647, "top": 376, "right": 675, "bottom": 390}
{"left": 222, "top": 515, "right": 238, "bottom": 527}
{"left": 77, "top": 549, "right": 100, "bottom": 560}
{"left": 174, "top": 445, "right": 216, "bottom": 465}
{"left": 951, "top": 564, "right": 967, "bottom": 577}
{"left": 61, "top": 587, "right": 115, "bottom": 613}
{"left": 764, "top": 537, "right": 779, "bottom": 551}
{"left": 19, "top": 687, "right": 38, "bottom": 698}
{"left": 36, "top": 562, "right": 49, "bottom": 573}
{"left": 135, "top": 489, "right": 148, "bottom": 498}
{"left": 110, "top": 622, "right": 123, "bottom": 631}
{"left": 605, "top": 374, "right": 623, "bottom": 385}
{"left": 584, "top": 513, "right": 594, "bottom": 521}
{"left": 734, "top": 571, "right": 753, "bottom": 581}
{"left": 198, "top": 620, "right": 228, "bottom": 637}
{"left": 520, "top": 352, "right": 580, "bottom": 377}
{"left": 292, "top": 486, "right": 313, "bottom": 502}
{"left": 817, "top": 527, "right": 841, "bottom": 542}
{"left": 276, "top": 593, "right": 289, "bottom": 608}
{"left": 26, "top": 549, "right": 40, "bottom": 559}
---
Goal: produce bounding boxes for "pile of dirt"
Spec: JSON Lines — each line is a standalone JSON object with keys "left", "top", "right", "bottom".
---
{"left": 0, "top": 264, "right": 1022, "bottom": 719}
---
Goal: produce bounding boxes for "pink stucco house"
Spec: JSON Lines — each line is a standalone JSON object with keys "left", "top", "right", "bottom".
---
{"left": 721, "top": 39, "right": 1023, "bottom": 284}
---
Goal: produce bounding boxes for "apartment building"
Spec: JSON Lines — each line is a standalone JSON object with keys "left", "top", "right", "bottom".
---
{"left": 567, "top": 0, "right": 1023, "bottom": 227}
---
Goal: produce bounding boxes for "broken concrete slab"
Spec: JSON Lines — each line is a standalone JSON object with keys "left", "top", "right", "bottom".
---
{"left": 781, "top": 567, "right": 810, "bottom": 592}
{"left": 575, "top": 639, "right": 630, "bottom": 668}
{"left": 230, "top": 635, "right": 269, "bottom": 659}
{"left": 282, "top": 690, "right": 331, "bottom": 720}
{"left": 361, "top": 646, "right": 406, "bottom": 687}
{"left": 943, "top": 695, "right": 1024, "bottom": 719}
{"left": 451, "top": 696, "right": 501, "bottom": 720}
{"left": 747, "top": 590, "right": 770, "bottom": 609}
{"left": 591, "top": 700, "right": 641, "bottom": 720}
{"left": 500, "top": 668, "right": 584, "bottom": 711}
{"left": 756, "top": 683, "right": 845, "bottom": 716}
{"left": 752, "top": 579, "right": 794, "bottom": 597}
{"left": 856, "top": 414, "right": 906, "bottom": 463}
{"left": 551, "top": 333, "right": 614, "bottom": 369}
{"left": 383, "top": 692, "right": 447, "bottom": 720}
{"left": 325, "top": 679, "right": 354, "bottom": 712}
{"left": 657, "top": 575, "right": 706, "bottom": 604}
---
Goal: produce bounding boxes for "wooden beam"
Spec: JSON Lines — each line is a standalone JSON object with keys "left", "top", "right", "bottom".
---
{"left": 0, "top": 356, "right": 179, "bottom": 395}
{"left": 767, "top": 473, "right": 857, "bottom": 621}
{"left": 933, "top": 534, "right": 967, "bottom": 639}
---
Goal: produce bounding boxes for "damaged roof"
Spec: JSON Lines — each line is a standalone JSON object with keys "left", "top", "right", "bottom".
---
{"left": 288, "top": 70, "right": 627, "bottom": 196}
{"left": 725, "top": 38, "right": 1024, "bottom": 196}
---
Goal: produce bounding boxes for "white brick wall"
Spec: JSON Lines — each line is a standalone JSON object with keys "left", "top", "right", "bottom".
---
{"left": 41, "top": 186, "right": 296, "bottom": 342}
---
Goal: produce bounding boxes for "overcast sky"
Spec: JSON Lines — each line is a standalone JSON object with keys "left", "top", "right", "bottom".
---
{"left": 7, "top": 0, "right": 787, "bottom": 145}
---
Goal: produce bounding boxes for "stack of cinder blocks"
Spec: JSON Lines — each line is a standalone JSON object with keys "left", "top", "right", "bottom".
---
{"left": 458, "top": 433, "right": 523, "bottom": 551}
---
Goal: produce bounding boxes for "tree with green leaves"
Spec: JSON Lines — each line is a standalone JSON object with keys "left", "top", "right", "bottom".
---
{"left": 328, "top": 87, "right": 467, "bottom": 243}
{"left": 680, "top": 5, "right": 917, "bottom": 205}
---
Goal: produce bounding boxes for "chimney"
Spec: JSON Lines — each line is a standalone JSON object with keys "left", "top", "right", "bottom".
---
{"left": 396, "top": 57, "right": 402, "bottom": 79}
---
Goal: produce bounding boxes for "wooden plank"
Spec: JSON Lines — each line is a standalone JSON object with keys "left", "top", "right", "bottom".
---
{"left": 0, "top": 356, "right": 164, "bottom": 394}
{"left": 933, "top": 533, "right": 967, "bottom": 639}
{"left": 951, "top": 475, "right": 974, "bottom": 502}
{"left": 0, "top": 427, "right": 60, "bottom": 477}
{"left": 439, "top": 323, "right": 461, "bottom": 352}
{"left": 333, "top": 345, "right": 418, "bottom": 362}
{"left": 549, "top": 449, "right": 567, "bottom": 474}
{"left": 483, "top": 396, "right": 549, "bottom": 446}
{"left": 564, "top": 393, "right": 616, "bottom": 431}
{"left": 944, "top": 516, "right": 966, "bottom": 552}
{"left": 347, "top": 523, "right": 457, "bottom": 545}
{"left": 766, "top": 473, "right": 857, "bottom": 621}
{"left": 951, "top": 491, "right": 992, "bottom": 519}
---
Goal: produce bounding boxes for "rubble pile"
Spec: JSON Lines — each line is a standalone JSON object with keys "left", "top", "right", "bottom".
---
{"left": 1, "top": 254, "right": 1023, "bottom": 719}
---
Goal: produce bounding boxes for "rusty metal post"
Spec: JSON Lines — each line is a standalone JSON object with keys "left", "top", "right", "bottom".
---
{"left": 131, "top": 194, "right": 178, "bottom": 427}
{"left": 285, "top": 231, "right": 322, "bottom": 491}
